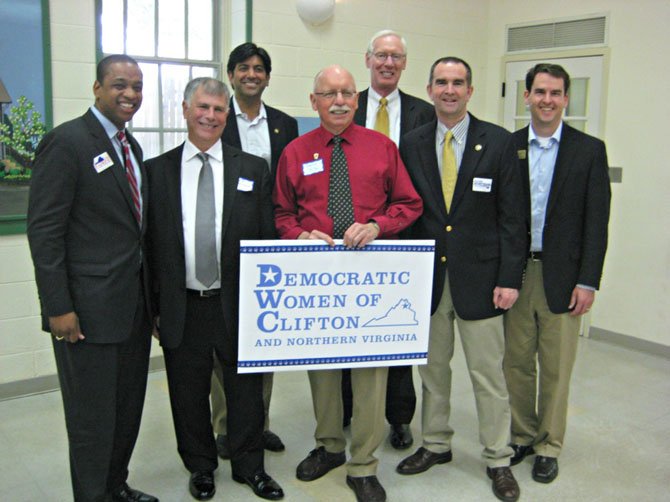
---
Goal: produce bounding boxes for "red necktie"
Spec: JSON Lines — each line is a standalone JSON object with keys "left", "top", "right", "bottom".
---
{"left": 117, "top": 130, "right": 142, "bottom": 225}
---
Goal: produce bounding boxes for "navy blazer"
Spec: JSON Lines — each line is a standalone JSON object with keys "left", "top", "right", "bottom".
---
{"left": 354, "top": 88, "right": 434, "bottom": 145}
{"left": 146, "top": 142, "right": 276, "bottom": 362}
{"left": 513, "top": 124, "right": 610, "bottom": 313}
{"left": 222, "top": 99, "right": 299, "bottom": 182}
{"left": 401, "top": 115, "right": 527, "bottom": 320}
{"left": 28, "top": 109, "right": 150, "bottom": 342}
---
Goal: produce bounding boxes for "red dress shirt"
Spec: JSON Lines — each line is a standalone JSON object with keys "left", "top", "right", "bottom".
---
{"left": 273, "top": 123, "right": 422, "bottom": 239}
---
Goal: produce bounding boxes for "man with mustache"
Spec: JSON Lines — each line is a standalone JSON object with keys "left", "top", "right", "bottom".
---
{"left": 211, "top": 41, "right": 299, "bottom": 460}
{"left": 339, "top": 30, "right": 434, "bottom": 450}
{"left": 273, "top": 65, "right": 422, "bottom": 502}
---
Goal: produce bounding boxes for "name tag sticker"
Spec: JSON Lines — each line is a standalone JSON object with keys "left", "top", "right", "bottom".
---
{"left": 302, "top": 159, "right": 324, "bottom": 176}
{"left": 472, "top": 177, "right": 492, "bottom": 192}
{"left": 237, "top": 177, "right": 254, "bottom": 192}
{"left": 93, "top": 152, "right": 114, "bottom": 173}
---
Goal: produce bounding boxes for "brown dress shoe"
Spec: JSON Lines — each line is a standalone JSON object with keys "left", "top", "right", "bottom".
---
{"left": 296, "top": 446, "right": 346, "bottom": 481}
{"left": 396, "top": 447, "right": 452, "bottom": 475}
{"left": 346, "top": 475, "right": 386, "bottom": 502}
{"left": 487, "top": 466, "right": 520, "bottom": 502}
{"left": 532, "top": 456, "right": 559, "bottom": 483}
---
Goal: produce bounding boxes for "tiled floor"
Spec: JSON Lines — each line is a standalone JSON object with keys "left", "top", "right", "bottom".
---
{"left": 1, "top": 336, "right": 668, "bottom": 501}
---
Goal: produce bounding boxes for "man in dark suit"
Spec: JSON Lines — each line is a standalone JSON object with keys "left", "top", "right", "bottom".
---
{"left": 344, "top": 29, "right": 434, "bottom": 450}
{"left": 504, "top": 63, "right": 611, "bottom": 484}
{"left": 146, "top": 77, "right": 283, "bottom": 501}
{"left": 27, "top": 54, "right": 157, "bottom": 502}
{"left": 395, "top": 57, "right": 526, "bottom": 502}
{"left": 211, "top": 42, "right": 299, "bottom": 458}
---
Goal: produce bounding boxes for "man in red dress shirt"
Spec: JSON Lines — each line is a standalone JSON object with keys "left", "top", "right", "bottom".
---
{"left": 273, "top": 65, "right": 422, "bottom": 502}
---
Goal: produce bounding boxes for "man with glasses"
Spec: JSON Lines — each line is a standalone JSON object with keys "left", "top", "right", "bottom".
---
{"left": 342, "top": 30, "right": 434, "bottom": 450}
{"left": 273, "top": 65, "right": 422, "bottom": 502}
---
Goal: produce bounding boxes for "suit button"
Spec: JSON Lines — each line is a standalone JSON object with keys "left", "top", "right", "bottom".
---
{"left": 445, "top": 225, "right": 452, "bottom": 232}
{"left": 440, "top": 256, "right": 447, "bottom": 263}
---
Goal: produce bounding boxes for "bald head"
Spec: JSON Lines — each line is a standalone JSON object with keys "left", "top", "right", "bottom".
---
{"left": 310, "top": 65, "right": 359, "bottom": 135}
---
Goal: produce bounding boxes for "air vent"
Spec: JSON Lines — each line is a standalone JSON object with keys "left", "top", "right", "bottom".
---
{"left": 507, "top": 16, "right": 606, "bottom": 52}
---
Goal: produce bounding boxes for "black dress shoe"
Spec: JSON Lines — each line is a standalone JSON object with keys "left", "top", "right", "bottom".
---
{"left": 111, "top": 483, "right": 159, "bottom": 502}
{"left": 263, "top": 430, "right": 286, "bottom": 452}
{"left": 233, "top": 471, "right": 284, "bottom": 500}
{"left": 389, "top": 423, "right": 413, "bottom": 450}
{"left": 487, "top": 467, "right": 520, "bottom": 502}
{"left": 346, "top": 475, "right": 386, "bottom": 502}
{"left": 532, "top": 456, "right": 559, "bottom": 483}
{"left": 296, "top": 446, "right": 346, "bottom": 481}
{"left": 216, "top": 434, "right": 230, "bottom": 460}
{"left": 189, "top": 471, "right": 215, "bottom": 500}
{"left": 510, "top": 443, "right": 534, "bottom": 466}
{"left": 396, "top": 447, "right": 452, "bottom": 475}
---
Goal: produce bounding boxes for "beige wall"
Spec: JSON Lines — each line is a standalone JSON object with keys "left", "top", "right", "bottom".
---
{"left": 0, "top": 0, "right": 667, "bottom": 386}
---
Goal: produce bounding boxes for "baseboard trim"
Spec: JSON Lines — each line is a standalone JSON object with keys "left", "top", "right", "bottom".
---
{"left": 588, "top": 327, "right": 670, "bottom": 359}
{"left": 0, "top": 355, "right": 166, "bottom": 402}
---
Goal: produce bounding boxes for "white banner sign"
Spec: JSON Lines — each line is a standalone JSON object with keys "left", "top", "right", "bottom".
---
{"left": 238, "top": 240, "right": 435, "bottom": 372}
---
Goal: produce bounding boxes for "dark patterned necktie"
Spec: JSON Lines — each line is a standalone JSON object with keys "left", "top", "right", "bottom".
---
{"left": 328, "top": 135, "right": 355, "bottom": 239}
{"left": 117, "top": 130, "right": 141, "bottom": 225}
{"left": 195, "top": 152, "right": 218, "bottom": 287}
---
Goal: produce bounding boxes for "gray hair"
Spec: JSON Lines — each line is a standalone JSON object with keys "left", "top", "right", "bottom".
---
{"left": 366, "top": 29, "right": 407, "bottom": 55}
{"left": 183, "top": 77, "right": 230, "bottom": 106}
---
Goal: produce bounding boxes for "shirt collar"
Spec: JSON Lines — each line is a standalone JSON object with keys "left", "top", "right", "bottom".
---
{"left": 183, "top": 138, "right": 223, "bottom": 163}
{"left": 437, "top": 113, "right": 470, "bottom": 145}
{"left": 368, "top": 87, "right": 400, "bottom": 106}
{"left": 90, "top": 105, "right": 123, "bottom": 139}
{"left": 529, "top": 121, "right": 563, "bottom": 146}
{"left": 317, "top": 122, "right": 357, "bottom": 146}
{"left": 232, "top": 95, "right": 267, "bottom": 121}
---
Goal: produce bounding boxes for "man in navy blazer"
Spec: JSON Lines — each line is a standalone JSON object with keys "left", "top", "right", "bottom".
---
{"left": 212, "top": 42, "right": 299, "bottom": 457}
{"left": 27, "top": 55, "right": 157, "bottom": 502}
{"left": 504, "top": 63, "right": 611, "bottom": 484}
{"left": 344, "top": 29, "right": 434, "bottom": 450}
{"left": 146, "top": 77, "right": 283, "bottom": 501}
{"left": 396, "top": 57, "right": 526, "bottom": 502}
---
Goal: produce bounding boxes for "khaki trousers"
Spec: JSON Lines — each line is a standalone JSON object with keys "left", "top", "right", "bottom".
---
{"left": 503, "top": 259, "right": 580, "bottom": 458}
{"left": 211, "top": 357, "right": 273, "bottom": 434}
{"left": 309, "top": 366, "right": 388, "bottom": 477}
{"left": 420, "top": 273, "right": 513, "bottom": 467}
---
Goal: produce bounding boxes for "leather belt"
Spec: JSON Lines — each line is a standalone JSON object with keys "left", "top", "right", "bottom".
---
{"left": 187, "top": 288, "right": 221, "bottom": 297}
{"left": 528, "top": 251, "right": 543, "bottom": 261}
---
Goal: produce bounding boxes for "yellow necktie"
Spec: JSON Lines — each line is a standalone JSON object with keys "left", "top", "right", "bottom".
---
{"left": 374, "top": 97, "right": 389, "bottom": 137}
{"left": 441, "top": 130, "right": 457, "bottom": 212}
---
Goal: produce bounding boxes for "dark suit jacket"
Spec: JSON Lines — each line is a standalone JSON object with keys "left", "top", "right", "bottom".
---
{"left": 146, "top": 142, "right": 276, "bottom": 364}
{"left": 401, "top": 114, "right": 526, "bottom": 320}
{"left": 513, "top": 124, "right": 610, "bottom": 313}
{"left": 222, "top": 99, "right": 298, "bottom": 181}
{"left": 27, "top": 109, "right": 150, "bottom": 343}
{"left": 354, "top": 88, "right": 434, "bottom": 145}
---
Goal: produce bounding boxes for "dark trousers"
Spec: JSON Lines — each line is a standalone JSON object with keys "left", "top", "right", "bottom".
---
{"left": 53, "top": 295, "right": 151, "bottom": 502}
{"left": 163, "top": 294, "right": 264, "bottom": 477}
{"left": 342, "top": 365, "right": 416, "bottom": 425}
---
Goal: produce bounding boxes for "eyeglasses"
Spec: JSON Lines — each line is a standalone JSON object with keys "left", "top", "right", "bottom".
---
{"left": 372, "top": 52, "right": 406, "bottom": 62}
{"left": 313, "top": 90, "right": 357, "bottom": 100}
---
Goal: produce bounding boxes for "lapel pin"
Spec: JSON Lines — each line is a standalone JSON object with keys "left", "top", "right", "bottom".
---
{"left": 274, "top": 128, "right": 280, "bottom": 134}
{"left": 314, "top": 153, "right": 319, "bottom": 159}
{"left": 475, "top": 144, "right": 482, "bottom": 151}
{"left": 517, "top": 149, "right": 527, "bottom": 160}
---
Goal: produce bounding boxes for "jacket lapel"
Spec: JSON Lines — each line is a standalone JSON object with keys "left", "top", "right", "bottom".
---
{"left": 450, "top": 115, "right": 485, "bottom": 213}
{"left": 547, "top": 124, "right": 579, "bottom": 217}
{"left": 354, "top": 89, "right": 368, "bottom": 126}
{"left": 515, "top": 127, "right": 532, "bottom": 223}
{"left": 416, "top": 122, "right": 448, "bottom": 220}
{"left": 221, "top": 144, "right": 240, "bottom": 241}
{"left": 164, "top": 145, "right": 186, "bottom": 251}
